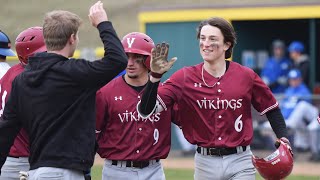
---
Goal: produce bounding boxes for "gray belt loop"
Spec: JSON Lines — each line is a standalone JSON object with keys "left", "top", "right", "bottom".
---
{"left": 236, "top": 146, "right": 243, "bottom": 153}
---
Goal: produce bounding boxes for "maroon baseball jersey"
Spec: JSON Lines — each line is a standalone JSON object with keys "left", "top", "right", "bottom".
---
{"left": 156, "top": 61, "right": 278, "bottom": 148}
{"left": 0, "top": 64, "right": 29, "bottom": 157}
{"left": 96, "top": 76, "right": 172, "bottom": 160}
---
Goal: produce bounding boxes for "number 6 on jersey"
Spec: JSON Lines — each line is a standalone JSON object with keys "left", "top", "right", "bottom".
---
{"left": 234, "top": 114, "right": 243, "bottom": 132}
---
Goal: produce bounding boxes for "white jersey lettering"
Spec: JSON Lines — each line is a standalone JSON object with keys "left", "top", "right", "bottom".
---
{"left": 118, "top": 110, "right": 161, "bottom": 123}
{"left": 234, "top": 114, "right": 243, "bottom": 132}
{"left": 196, "top": 97, "right": 243, "bottom": 110}
{"left": 0, "top": 86, "right": 7, "bottom": 117}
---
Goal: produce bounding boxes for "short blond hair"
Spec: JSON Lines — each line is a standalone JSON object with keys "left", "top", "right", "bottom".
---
{"left": 43, "top": 10, "right": 82, "bottom": 51}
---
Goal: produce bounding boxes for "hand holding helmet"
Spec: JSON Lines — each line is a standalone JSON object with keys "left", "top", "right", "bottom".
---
{"left": 252, "top": 137, "right": 294, "bottom": 180}
{"left": 275, "top": 137, "right": 293, "bottom": 156}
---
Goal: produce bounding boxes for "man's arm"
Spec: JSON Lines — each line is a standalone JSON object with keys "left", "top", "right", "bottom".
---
{"left": 0, "top": 83, "right": 21, "bottom": 172}
{"left": 66, "top": 1, "right": 127, "bottom": 87}
{"left": 139, "top": 79, "right": 160, "bottom": 116}
{"left": 95, "top": 89, "right": 107, "bottom": 141}
{"left": 138, "top": 43, "right": 177, "bottom": 116}
{"left": 266, "top": 108, "right": 288, "bottom": 139}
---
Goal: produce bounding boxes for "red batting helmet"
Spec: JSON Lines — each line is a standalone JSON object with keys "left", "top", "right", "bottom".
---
{"left": 15, "top": 26, "right": 47, "bottom": 66}
{"left": 121, "top": 32, "right": 155, "bottom": 70}
{"left": 252, "top": 140, "right": 293, "bottom": 180}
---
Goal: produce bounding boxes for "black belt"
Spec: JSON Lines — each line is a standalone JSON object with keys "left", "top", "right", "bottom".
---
{"left": 111, "top": 160, "right": 159, "bottom": 169}
{"left": 197, "top": 146, "right": 247, "bottom": 156}
{"left": 8, "top": 155, "right": 20, "bottom": 158}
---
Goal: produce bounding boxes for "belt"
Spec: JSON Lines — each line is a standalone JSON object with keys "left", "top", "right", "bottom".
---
{"left": 197, "top": 146, "right": 248, "bottom": 156}
{"left": 111, "top": 160, "right": 159, "bottom": 169}
{"left": 8, "top": 155, "right": 21, "bottom": 158}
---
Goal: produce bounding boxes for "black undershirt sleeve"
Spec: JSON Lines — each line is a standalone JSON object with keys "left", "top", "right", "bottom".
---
{"left": 139, "top": 60, "right": 229, "bottom": 115}
{"left": 139, "top": 80, "right": 160, "bottom": 115}
{"left": 266, "top": 108, "right": 288, "bottom": 139}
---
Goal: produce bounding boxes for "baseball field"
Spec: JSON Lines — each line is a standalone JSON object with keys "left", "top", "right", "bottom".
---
{"left": 91, "top": 166, "right": 319, "bottom": 180}
{"left": 91, "top": 152, "right": 320, "bottom": 180}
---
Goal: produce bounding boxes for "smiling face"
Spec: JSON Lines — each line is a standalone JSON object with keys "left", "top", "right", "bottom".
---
{"left": 199, "top": 25, "right": 230, "bottom": 63}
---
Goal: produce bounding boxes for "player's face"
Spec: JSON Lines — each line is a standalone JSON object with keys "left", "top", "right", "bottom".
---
{"left": 289, "top": 51, "right": 300, "bottom": 61}
{"left": 273, "top": 47, "right": 284, "bottom": 59}
{"left": 289, "top": 78, "right": 301, "bottom": 87}
{"left": 126, "top": 53, "right": 148, "bottom": 79}
{"left": 199, "top": 25, "right": 230, "bottom": 62}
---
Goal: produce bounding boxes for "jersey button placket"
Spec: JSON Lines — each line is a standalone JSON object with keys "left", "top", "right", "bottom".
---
{"left": 217, "top": 82, "right": 222, "bottom": 93}
{"left": 216, "top": 82, "right": 223, "bottom": 144}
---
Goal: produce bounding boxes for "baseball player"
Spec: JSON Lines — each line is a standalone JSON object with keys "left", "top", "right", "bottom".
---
{"left": 0, "top": 30, "right": 15, "bottom": 79}
{"left": 96, "top": 32, "right": 172, "bottom": 180}
{"left": 0, "top": 26, "right": 46, "bottom": 180}
{"left": 260, "top": 39, "right": 292, "bottom": 93}
{"left": 0, "top": 1, "right": 127, "bottom": 180}
{"left": 288, "top": 41, "right": 310, "bottom": 88}
{"left": 138, "top": 17, "right": 292, "bottom": 180}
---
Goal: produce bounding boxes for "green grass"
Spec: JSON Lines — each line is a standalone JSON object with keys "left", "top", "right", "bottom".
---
{"left": 91, "top": 165, "right": 319, "bottom": 180}
{"left": 164, "top": 169, "right": 195, "bottom": 180}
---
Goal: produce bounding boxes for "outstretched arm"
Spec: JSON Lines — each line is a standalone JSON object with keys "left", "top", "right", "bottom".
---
{"left": 138, "top": 42, "right": 177, "bottom": 116}
{"left": 139, "top": 80, "right": 160, "bottom": 115}
{"left": 68, "top": 1, "right": 127, "bottom": 87}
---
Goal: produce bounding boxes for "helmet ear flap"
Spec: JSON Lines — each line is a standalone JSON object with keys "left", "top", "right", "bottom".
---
{"left": 143, "top": 55, "right": 151, "bottom": 70}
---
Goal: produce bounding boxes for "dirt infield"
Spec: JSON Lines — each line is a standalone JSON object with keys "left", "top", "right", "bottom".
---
{"left": 94, "top": 150, "right": 320, "bottom": 177}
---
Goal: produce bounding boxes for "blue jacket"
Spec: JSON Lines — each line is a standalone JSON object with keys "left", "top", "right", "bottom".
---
{"left": 281, "top": 83, "right": 311, "bottom": 119}
{"left": 261, "top": 56, "right": 292, "bottom": 93}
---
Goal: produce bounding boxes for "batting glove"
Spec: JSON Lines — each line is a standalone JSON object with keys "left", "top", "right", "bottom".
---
{"left": 150, "top": 42, "right": 177, "bottom": 79}
{"left": 19, "top": 171, "right": 28, "bottom": 180}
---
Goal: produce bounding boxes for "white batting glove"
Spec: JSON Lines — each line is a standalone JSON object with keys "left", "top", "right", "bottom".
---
{"left": 19, "top": 171, "right": 28, "bottom": 180}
